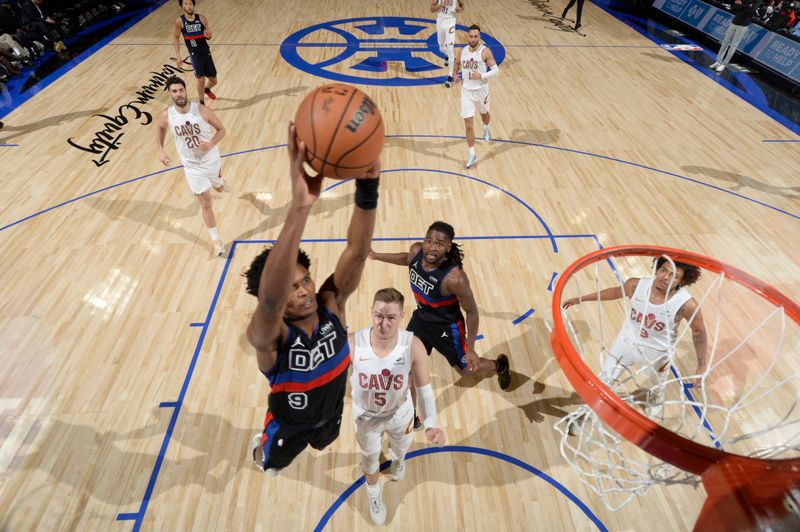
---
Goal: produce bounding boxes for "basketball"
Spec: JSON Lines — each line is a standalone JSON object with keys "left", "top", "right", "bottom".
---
{"left": 293, "top": 83, "right": 385, "bottom": 179}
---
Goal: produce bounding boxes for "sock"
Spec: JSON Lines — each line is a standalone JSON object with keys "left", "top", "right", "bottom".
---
{"left": 208, "top": 227, "right": 220, "bottom": 240}
{"left": 366, "top": 481, "right": 381, "bottom": 496}
{"left": 468, "top": 147, "right": 475, "bottom": 157}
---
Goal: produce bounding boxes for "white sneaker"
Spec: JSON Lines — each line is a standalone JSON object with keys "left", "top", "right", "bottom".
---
{"left": 709, "top": 61, "right": 720, "bottom": 70}
{"left": 466, "top": 153, "right": 477, "bottom": 169}
{"left": 213, "top": 239, "right": 226, "bottom": 257}
{"left": 389, "top": 458, "right": 405, "bottom": 481}
{"left": 251, "top": 432, "right": 278, "bottom": 476}
{"left": 366, "top": 482, "right": 387, "bottom": 525}
{"left": 483, "top": 127, "right": 491, "bottom": 143}
{"left": 715, "top": 63, "right": 725, "bottom": 72}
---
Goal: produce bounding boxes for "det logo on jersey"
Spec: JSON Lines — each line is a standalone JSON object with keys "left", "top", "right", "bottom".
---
{"left": 410, "top": 268, "right": 435, "bottom": 295}
{"left": 288, "top": 330, "right": 338, "bottom": 372}
{"left": 280, "top": 16, "right": 505, "bottom": 87}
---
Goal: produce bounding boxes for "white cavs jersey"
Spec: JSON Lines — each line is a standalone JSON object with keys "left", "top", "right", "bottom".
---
{"left": 616, "top": 277, "right": 692, "bottom": 354}
{"left": 167, "top": 101, "right": 219, "bottom": 167}
{"left": 437, "top": 0, "right": 457, "bottom": 25}
{"left": 461, "top": 43, "right": 488, "bottom": 90}
{"left": 350, "top": 327, "right": 413, "bottom": 426}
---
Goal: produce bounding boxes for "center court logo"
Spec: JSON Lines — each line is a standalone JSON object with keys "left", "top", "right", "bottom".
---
{"left": 280, "top": 16, "right": 506, "bottom": 86}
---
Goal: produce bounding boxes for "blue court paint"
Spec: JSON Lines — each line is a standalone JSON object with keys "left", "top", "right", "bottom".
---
{"left": 189, "top": 322, "right": 204, "bottom": 328}
{"left": 313, "top": 445, "right": 607, "bottom": 531}
{"left": 475, "top": 334, "right": 485, "bottom": 341}
{"left": 158, "top": 401, "right": 178, "bottom": 408}
{"left": 547, "top": 272, "right": 558, "bottom": 292}
{"left": 116, "top": 242, "right": 238, "bottom": 531}
{"left": 0, "top": 144, "right": 18, "bottom": 147}
{"left": 279, "top": 17, "right": 506, "bottom": 86}
{"left": 762, "top": 139, "right": 800, "bottom": 143}
{"left": 513, "top": 308, "right": 535, "bottom": 325}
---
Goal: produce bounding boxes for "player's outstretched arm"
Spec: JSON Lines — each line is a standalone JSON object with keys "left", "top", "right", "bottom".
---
{"left": 562, "top": 277, "right": 638, "bottom": 309}
{"left": 410, "top": 335, "right": 446, "bottom": 445}
{"left": 247, "top": 122, "right": 321, "bottom": 371}
{"left": 321, "top": 162, "right": 381, "bottom": 323}
{"left": 369, "top": 242, "right": 420, "bottom": 266}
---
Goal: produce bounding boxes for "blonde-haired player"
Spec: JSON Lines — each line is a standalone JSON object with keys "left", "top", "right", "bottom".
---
{"left": 350, "top": 287, "right": 446, "bottom": 525}
{"left": 430, "top": 0, "right": 464, "bottom": 87}
{"left": 454, "top": 24, "right": 499, "bottom": 169}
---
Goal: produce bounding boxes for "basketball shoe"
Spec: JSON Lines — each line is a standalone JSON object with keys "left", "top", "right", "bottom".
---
{"left": 466, "top": 152, "right": 477, "bottom": 169}
{"left": 496, "top": 354, "right": 511, "bottom": 390}
{"left": 251, "top": 433, "right": 278, "bottom": 477}
{"left": 445, "top": 75, "right": 453, "bottom": 88}
{"left": 213, "top": 240, "right": 226, "bottom": 257}
{"left": 204, "top": 87, "right": 217, "bottom": 100}
{"left": 483, "top": 125, "right": 491, "bottom": 142}
{"left": 366, "top": 481, "right": 387, "bottom": 525}
{"left": 389, "top": 458, "right": 405, "bottom": 481}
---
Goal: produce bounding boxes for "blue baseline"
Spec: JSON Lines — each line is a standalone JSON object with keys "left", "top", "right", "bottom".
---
{"left": 1, "top": 144, "right": 18, "bottom": 147}
{"left": 3, "top": 136, "right": 799, "bottom": 235}
{"left": 762, "top": 139, "right": 800, "bottom": 143}
{"left": 513, "top": 308, "right": 536, "bottom": 325}
{"left": 313, "top": 445, "right": 607, "bottom": 531}
{"left": 189, "top": 322, "right": 204, "bottom": 328}
{"left": 0, "top": 1, "right": 167, "bottom": 118}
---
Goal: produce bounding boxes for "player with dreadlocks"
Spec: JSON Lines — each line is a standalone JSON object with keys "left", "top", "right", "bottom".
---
{"left": 370, "top": 221, "right": 511, "bottom": 427}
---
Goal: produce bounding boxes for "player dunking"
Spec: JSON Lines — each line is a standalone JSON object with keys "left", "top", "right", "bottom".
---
{"left": 370, "top": 221, "right": 511, "bottom": 427}
{"left": 244, "top": 123, "right": 381, "bottom": 475}
{"left": 454, "top": 24, "right": 499, "bottom": 169}
{"left": 173, "top": 0, "right": 218, "bottom": 105}
{"left": 350, "top": 288, "right": 445, "bottom": 525}
{"left": 430, "top": 0, "right": 464, "bottom": 88}
{"left": 563, "top": 256, "right": 708, "bottom": 412}
{"left": 155, "top": 75, "right": 228, "bottom": 257}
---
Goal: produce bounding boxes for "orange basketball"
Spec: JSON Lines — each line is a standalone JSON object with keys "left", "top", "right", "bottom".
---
{"left": 293, "top": 83, "right": 385, "bottom": 180}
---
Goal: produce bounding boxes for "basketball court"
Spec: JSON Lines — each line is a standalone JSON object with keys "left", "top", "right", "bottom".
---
{"left": 1, "top": 0, "right": 798, "bottom": 530}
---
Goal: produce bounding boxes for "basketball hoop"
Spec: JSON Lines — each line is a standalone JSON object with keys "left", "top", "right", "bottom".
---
{"left": 551, "top": 245, "right": 800, "bottom": 530}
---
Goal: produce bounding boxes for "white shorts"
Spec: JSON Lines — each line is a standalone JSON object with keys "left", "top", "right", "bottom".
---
{"left": 184, "top": 157, "right": 223, "bottom": 194}
{"left": 601, "top": 329, "right": 671, "bottom": 385}
{"left": 460, "top": 86, "right": 490, "bottom": 119}
{"left": 353, "top": 395, "right": 414, "bottom": 461}
{"left": 437, "top": 20, "right": 456, "bottom": 49}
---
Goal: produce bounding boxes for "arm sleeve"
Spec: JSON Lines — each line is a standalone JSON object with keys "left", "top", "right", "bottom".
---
{"left": 481, "top": 64, "right": 499, "bottom": 80}
{"left": 415, "top": 384, "right": 438, "bottom": 430}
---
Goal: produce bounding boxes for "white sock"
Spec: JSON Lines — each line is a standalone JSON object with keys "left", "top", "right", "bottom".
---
{"left": 366, "top": 481, "right": 381, "bottom": 496}
{"left": 208, "top": 227, "right": 220, "bottom": 240}
{"left": 468, "top": 147, "right": 475, "bottom": 157}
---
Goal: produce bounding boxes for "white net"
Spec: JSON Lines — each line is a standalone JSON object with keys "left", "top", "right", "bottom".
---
{"left": 553, "top": 252, "right": 800, "bottom": 512}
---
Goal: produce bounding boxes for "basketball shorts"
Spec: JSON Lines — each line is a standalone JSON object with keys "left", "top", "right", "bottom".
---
{"left": 353, "top": 395, "right": 414, "bottom": 473}
{"left": 436, "top": 20, "right": 456, "bottom": 50}
{"left": 189, "top": 52, "right": 217, "bottom": 78}
{"left": 601, "top": 329, "right": 672, "bottom": 385}
{"left": 258, "top": 412, "right": 343, "bottom": 470}
{"left": 408, "top": 312, "right": 469, "bottom": 370}
{"left": 183, "top": 157, "right": 223, "bottom": 194}
{"left": 460, "top": 86, "right": 490, "bottom": 119}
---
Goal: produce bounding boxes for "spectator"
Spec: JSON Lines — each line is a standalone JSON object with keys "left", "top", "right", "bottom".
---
{"left": 710, "top": 0, "right": 762, "bottom": 72}
{"left": 20, "top": 0, "right": 66, "bottom": 52}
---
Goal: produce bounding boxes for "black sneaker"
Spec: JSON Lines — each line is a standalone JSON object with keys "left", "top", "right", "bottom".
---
{"left": 444, "top": 76, "right": 453, "bottom": 88}
{"left": 496, "top": 354, "right": 511, "bottom": 390}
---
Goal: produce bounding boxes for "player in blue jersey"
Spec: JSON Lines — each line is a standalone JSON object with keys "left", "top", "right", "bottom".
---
{"left": 370, "top": 221, "right": 511, "bottom": 425}
{"left": 243, "top": 122, "right": 381, "bottom": 475}
{"left": 173, "top": 0, "right": 218, "bottom": 105}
